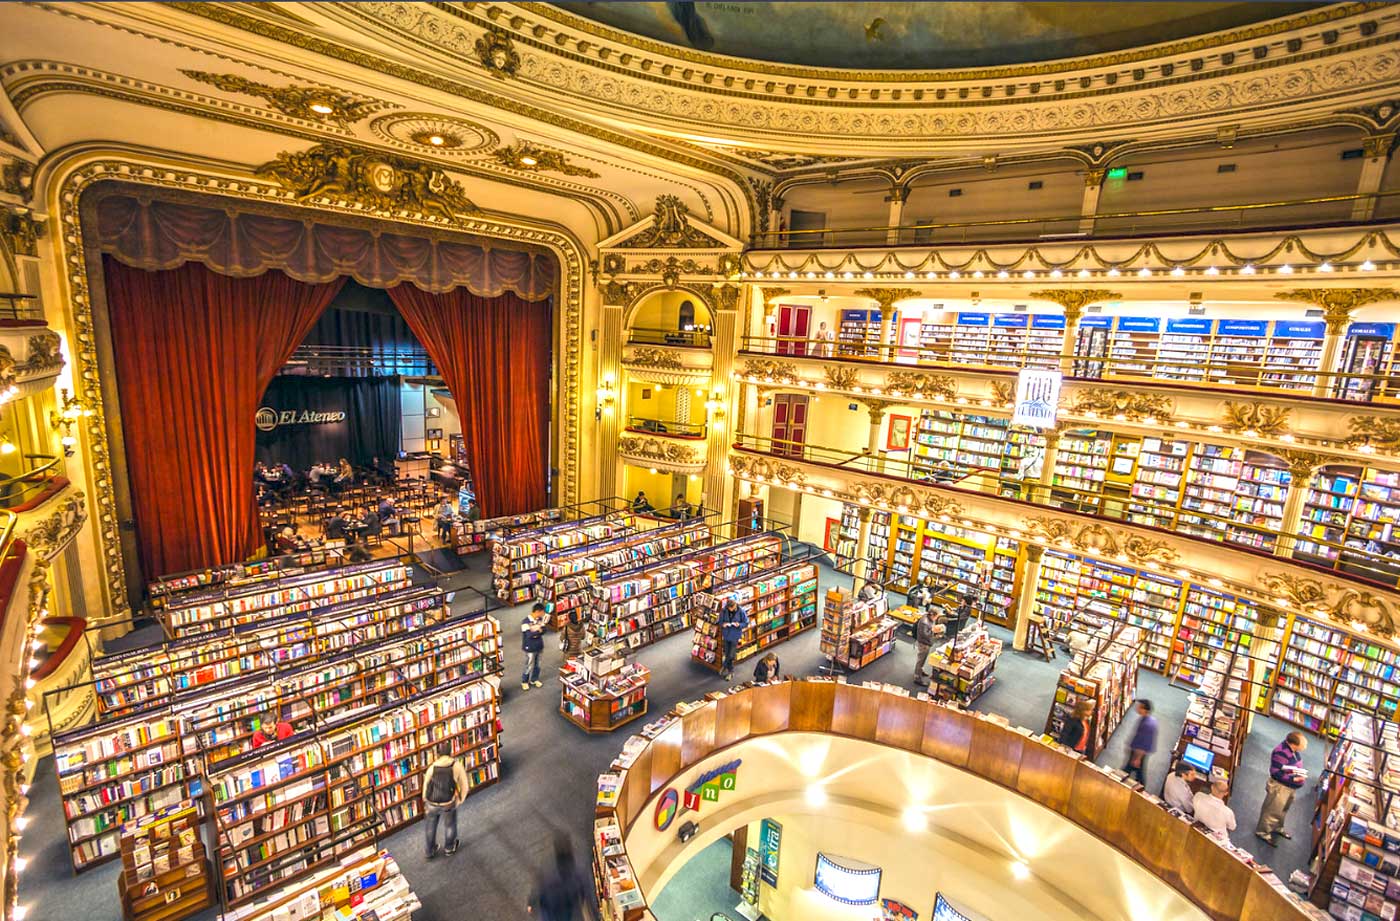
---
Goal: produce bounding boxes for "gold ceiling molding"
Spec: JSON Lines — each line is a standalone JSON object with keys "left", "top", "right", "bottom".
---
{"left": 600, "top": 279, "right": 644, "bottom": 307}
{"left": 623, "top": 347, "right": 686, "bottom": 371}
{"left": 853, "top": 287, "right": 919, "bottom": 313}
{"left": 1259, "top": 571, "right": 1400, "bottom": 637}
{"left": 1065, "top": 388, "right": 1173, "bottom": 422}
{"left": 758, "top": 287, "right": 791, "bottom": 309}
{"left": 0, "top": 159, "right": 31, "bottom": 198}
{"left": 729, "top": 454, "right": 805, "bottom": 486}
{"left": 1275, "top": 288, "right": 1400, "bottom": 331}
{"left": 52, "top": 156, "right": 588, "bottom": 624}
{"left": 614, "top": 196, "right": 724, "bottom": 250}
{"left": 989, "top": 380, "right": 1015, "bottom": 406}
{"left": 179, "top": 70, "right": 380, "bottom": 127}
{"left": 1220, "top": 401, "right": 1292, "bottom": 437}
{"left": 627, "top": 256, "right": 718, "bottom": 286}
{"left": 1024, "top": 517, "right": 1179, "bottom": 567}
{"left": 255, "top": 144, "right": 478, "bottom": 220}
{"left": 844, "top": 480, "right": 963, "bottom": 520}
{"left": 368, "top": 113, "right": 500, "bottom": 156}
{"left": 823, "top": 366, "right": 860, "bottom": 391}
{"left": 475, "top": 27, "right": 521, "bottom": 78}
{"left": 1029, "top": 288, "right": 1122, "bottom": 322}
{"left": 1347, "top": 415, "right": 1400, "bottom": 449}
{"left": 1279, "top": 449, "right": 1330, "bottom": 478}
{"left": 491, "top": 141, "right": 599, "bottom": 177}
{"left": 884, "top": 370, "right": 959, "bottom": 402}
{"left": 24, "top": 333, "right": 63, "bottom": 374}
{"left": 739, "top": 359, "right": 799, "bottom": 386}
{"left": 0, "top": 209, "right": 40, "bottom": 258}
{"left": 617, "top": 435, "right": 705, "bottom": 471}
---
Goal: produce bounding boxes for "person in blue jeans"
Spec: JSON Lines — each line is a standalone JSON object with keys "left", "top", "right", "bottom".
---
{"left": 522, "top": 603, "right": 547, "bottom": 690}
{"left": 421, "top": 741, "right": 468, "bottom": 858}
{"left": 718, "top": 598, "right": 749, "bottom": 680}
{"left": 1124, "top": 699, "right": 1158, "bottom": 784}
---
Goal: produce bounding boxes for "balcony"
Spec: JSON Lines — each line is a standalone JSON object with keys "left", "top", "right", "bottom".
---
{"left": 623, "top": 416, "right": 707, "bottom": 439}
{"left": 731, "top": 432, "right": 1400, "bottom": 593}
{"left": 626, "top": 326, "right": 712, "bottom": 349}
{"left": 622, "top": 341, "right": 713, "bottom": 384}
{"left": 0, "top": 454, "right": 67, "bottom": 511}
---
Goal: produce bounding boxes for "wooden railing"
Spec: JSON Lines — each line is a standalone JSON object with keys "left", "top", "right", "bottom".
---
{"left": 596, "top": 680, "right": 1311, "bottom": 921}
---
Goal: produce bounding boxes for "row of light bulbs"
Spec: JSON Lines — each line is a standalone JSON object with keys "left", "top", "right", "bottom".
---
{"left": 744, "top": 260, "right": 1379, "bottom": 282}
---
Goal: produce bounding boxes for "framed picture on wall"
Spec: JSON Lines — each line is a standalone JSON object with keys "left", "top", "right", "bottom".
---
{"left": 823, "top": 517, "right": 840, "bottom": 552}
{"left": 426, "top": 428, "right": 443, "bottom": 440}
{"left": 886, "top": 414, "right": 912, "bottom": 452}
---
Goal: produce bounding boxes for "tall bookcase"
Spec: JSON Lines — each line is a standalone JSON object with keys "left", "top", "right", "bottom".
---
{"left": 1035, "top": 550, "right": 1183, "bottom": 672}
{"left": 690, "top": 560, "right": 819, "bottom": 670}
{"left": 452, "top": 507, "right": 563, "bottom": 555}
{"left": 160, "top": 561, "right": 412, "bottom": 639}
{"left": 1171, "top": 586, "right": 1271, "bottom": 690}
{"left": 837, "top": 308, "right": 882, "bottom": 356}
{"left": 1272, "top": 615, "right": 1400, "bottom": 738}
{"left": 1044, "top": 623, "right": 1143, "bottom": 759}
{"left": 491, "top": 513, "right": 635, "bottom": 603}
{"left": 589, "top": 560, "right": 703, "bottom": 650}
{"left": 819, "top": 588, "right": 895, "bottom": 671}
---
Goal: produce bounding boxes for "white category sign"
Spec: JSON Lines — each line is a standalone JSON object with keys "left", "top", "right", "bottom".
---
{"left": 1010, "top": 369, "right": 1062, "bottom": 429}
{"left": 255, "top": 407, "right": 347, "bottom": 432}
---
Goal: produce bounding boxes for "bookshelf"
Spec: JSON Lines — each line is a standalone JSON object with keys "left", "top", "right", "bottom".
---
{"left": 1154, "top": 318, "right": 1212, "bottom": 383}
{"left": 833, "top": 503, "right": 863, "bottom": 571}
{"left": 1128, "top": 436, "right": 1190, "bottom": 528}
{"left": 148, "top": 549, "right": 333, "bottom": 609}
{"left": 1341, "top": 466, "right": 1400, "bottom": 580}
{"left": 91, "top": 586, "right": 449, "bottom": 719}
{"left": 1050, "top": 429, "right": 1111, "bottom": 498}
{"left": 950, "top": 313, "right": 992, "bottom": 366}
{"left": 1179, "top": 443, "right": 1243, "bottom": 542}
{"left": 1171, "top": 586, "right": 1270, "bottom": 689}
{"left": 1039, "top": 549, "right": 1182, "bottom": 672}
{"left": 1262, "top": 320, "right": 1325, "bottom": 391}
{"left": 1227, "top": 452, "right": 1291, "bottom": 552}
{"left": 161, "top": 561, "right": 412, "bottom": 640}
{"left": 116, "top": 801, "right": 211, "bottom": 921}
{"left": 1208, "top": 319, "right": 1271, "bottom": 385}
{"left": 690, "top": 560, "right": 819, "bottom": 670}
{"left": 1044, "top": 623, "right": 1143, "bottom": 759}
{"left": 908, "top": 518, "right": 1018, "bottom": 627}
{"left": 986, "top": 313, "right": 1030, "bottom": 368}
{"left": 536, "top": 519, "right": 710, "bottom": 627}
{"left": 491, "top": 513, "right": 635, "bottom": 603}
{"left": 589, "top": 559, "right": 702, "bottom": 650}
{"left": 837, "top": 308, "right": 882, "bottom": 356}
{"left": 212, "top": 676, "right": 500, "bottom": 905}
{"left": 917, "top": 316, "right": 955, "bottom": 364}
{"left": 866, "top": 511, "right": 891, "bottom": 582}
{"left": 221, "top": 847, "right": 422, "bottom": 921}
{"left": 1108, "top": 316, "right": 1160, "bottom": 376}
{"left": 1272, "top": 615, "right": 1400, "bottom": 738}
{"left": 1171, "top": 648, "right": 1253, "bottom": 794}
{"left": 819, "top": 588, "right": 896, "bottom": 671}
{"left": 924, "top": 622, "right": 1003, "bottom": 705}
{"left": 1298, "top": 465, "right": 1362, "bottom": 565}
{"left": 559, "top": 648, "right": 650, "bottom": 733}
{"left": 1026, "top": 314, "right": 1066, "bottom": 369}
{"left": 452, "top": 507, "right": 563, "bottom": 555}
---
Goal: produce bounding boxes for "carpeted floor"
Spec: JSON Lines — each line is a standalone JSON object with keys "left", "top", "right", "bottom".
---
{"left": 650, "top": 837, "right": 736, "bottom": 921}
{"left": 19, "top": 553, "right": 1324, "bottom": 921}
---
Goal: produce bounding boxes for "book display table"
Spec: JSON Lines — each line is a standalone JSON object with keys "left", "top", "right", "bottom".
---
{"left": 560, "top": 646, "right": 650, "bottom": 733}
{"left": 116, "top": 801, "right": 211, "bottom": 921}
{"left": 924, "top": 623, "right": 1003, "bottom": 705}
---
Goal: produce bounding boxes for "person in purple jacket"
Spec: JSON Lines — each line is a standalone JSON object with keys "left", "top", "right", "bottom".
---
{"left": 1256, "top": 732, "right": 1308, "bottom": 844}
{"left": 1124, "top": 699, "right": 1157, "bottom": 784}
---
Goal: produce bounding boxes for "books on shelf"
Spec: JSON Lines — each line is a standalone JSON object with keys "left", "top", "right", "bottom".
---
{"left": 492, "top": 513, "right": 636, "bottom": 604}
{"left": 560, "top": 652, "right": 651, "bottom": 732}
{"left": 117, "top": 800, "right": 211, "bottom": 921}
{"left": 1272, "top": 615, "right": 1400, "bottom": 738}
{"left": 149, "top": 549, "right": 332, "bottom": 606}
{"left": 452, "top": 507, "right": 562, "bottom": 554}
{"left": 1044, "top": 623, "right": 1143, "bottom": 759}
{"left": 924, "top": 622, "right": 1003, "bottom": 705}
{"left": 820, "top": 588, "right": 896, "bottom": 671}
{"left": 1036, "top": 550, "right": 1182, "bottom": 672}
{"left": 690, "top": 561, "right": 819, "bottom": 670}
{"left": 1171, "top": 648, "right": 1253, "bottom": 792}
{"left": 222, "top": 847, "right": 422, "bottom": 921}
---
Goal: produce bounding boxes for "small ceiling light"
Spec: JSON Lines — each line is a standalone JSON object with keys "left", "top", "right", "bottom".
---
{"left": 1077, "top": 268, "right": 1091, "bottom": 278}
{"left": 806, "top": 272, "right": 816, "bottom": 279}
{"left": 1362, "top": 260, "right": 1377, "bottom": 271}
{"left": 902, "top": 807, "right": 927, "bottom": 833}
{"left": 1137, "top": 267, "right": 1151, "bottom": 277}
{"left": 1049, "top": 269, "right": 1062, "bottom": 278}
{"left": 842, "top": 271, "right": 854, "bottom": 279}
{"left": 997, "top": 270, "right": 1010, "bottom": 279}
{"left": 925, "top": 271, "right": 937, "bottom": 279}
{"left": 309, "top": 102, "right": 335, "bottom": 115}
{"left": 1170, "top": 266, "right": 1185, "bottom": 277}
{"left": 1022, "top": 270, "right": 1035, "bottom": 279}
{"left": 904, "top": 271, "right": 915, "bottom": 279}
{"left": 1278, "top": 264, "right": 1294, "bottom": 274}
{"left": 972, "top": 270, "right": 983, "bottom": 278}
{"left": 1205, "top": 266, "right": 1219, "bottom": 276}
{"left": 1010, "top": 860, "right": 1031, "bottom": 881}
{"left": 519, "top": 155, "right": 538, "bottom": 166}
{"left": 805, "top": 785, "right": 828, "bottom": 807}
{"left": 428, "top": 135, "right": 446, "bottom": 146}
{"left": 1319, "top": 261, "right": 1334, "bottom": 272}
{"left": 1240, "top": 264, "right": 1255, "bottom": 274}
{"left": 1107, "top": 267, "right": 1121, "bottom": 277}
{"left": 753, "top": 271, "right": 765, "bottom": 278}
{"left": 948, "top": 270, "right": 960, "bottom": 279}
{"left": 862, "top": 271, "right": 874, "bottom": 279}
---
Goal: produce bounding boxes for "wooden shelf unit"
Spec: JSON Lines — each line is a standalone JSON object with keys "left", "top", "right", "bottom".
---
{"left": 819, "top": 588, "right": 896, "bottom": 671}
{"left": 116, "top": 801, "right": 212, "bottom": 921}
{"left": 1271, "top": 614, "right": 1400, "bottom": 738}
{"left": 1044, "top": 623, "right": 1143, "bottom": 760}
{"left": 221, "top": 847, "right": 422, "bottom": 921}
{"left": 452, "top": 507, "right": 563, "bottom": 555}
{"left": 148, "top": 549, "right": 333, "bottom": 609}
{"left": 559, "top": 658, "right": 650, "bottom": 733}
{"left": 491, "top": 513, "right": 635, "bottom": 604}
{"left": 1170, "top": 647, "right": 1254, "bottom": 795}
{"left": 690, "top": 560, "right": 819, "bottom": 671}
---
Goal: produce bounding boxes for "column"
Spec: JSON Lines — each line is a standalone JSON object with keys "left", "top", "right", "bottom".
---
{"left": 769, "top": 193, "right": 785, "bottom": 248}
{"left": 853, "top": 287, "right": 918, "bottom": 360}
{"left": 597, "top": 295, "right": 625, "bottom": 499}
{"left": 852, "top": 506, "right": 875, "bottom": 583}
{"left": 703, "top": 285, "right": 740, "bottom": 519}
{"left": 1275, "top": 289, "right": 1398, "bottom": 398}
{"left": 1276, "top": 451, "right": 1326, "bottom": 559}
{"left": 885, "top": 185, "right": 910, "bottom": 245}
{"left": 1033, "top": 428, "right": 1063, "bottom": 506}
{"left": 1012, "top": 545, "right": 1045, "bottom": 651}
{"left": 1352, "top": 134, "right": 1394, "bottom": 222}
{"left": 863, "top": 400, "right": 889, "bottom": 475}
{"left": 1028, "top": 288, "right": 1120, "bottom": 377}
{"left": 1078, "top": 168, "right": 1105, "bottom": 235}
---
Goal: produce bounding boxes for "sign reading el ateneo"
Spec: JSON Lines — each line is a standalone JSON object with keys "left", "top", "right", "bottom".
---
{"left": 255, "top": 406, "right": 347, "bottom": 432}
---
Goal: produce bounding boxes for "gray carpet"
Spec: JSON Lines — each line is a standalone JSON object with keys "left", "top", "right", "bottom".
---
{"left": 18, "top": 556, "right": 1323, "bottom": 921}
{"left": 650, "top": 837, "right": 736, "bottom": 921}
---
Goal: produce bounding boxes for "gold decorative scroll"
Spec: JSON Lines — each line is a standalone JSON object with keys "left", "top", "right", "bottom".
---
{"left": 1221, "top": 401, "right": 1292, "bottom": 437}
{"left": 255, "top": 144, "right": 477, "bottom": 220}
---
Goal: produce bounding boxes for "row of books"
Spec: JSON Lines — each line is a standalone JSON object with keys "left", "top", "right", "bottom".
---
{"left": 690, "top": 561, "right": 819, "bottom": 670}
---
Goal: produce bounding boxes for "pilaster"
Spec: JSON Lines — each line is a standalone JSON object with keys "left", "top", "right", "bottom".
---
{"left": 1352, "top": 134, "right": 1394, "bottom": 222}
{"left": 704, "top": 285, "right": 740, "bottom": 519}
{"left": 1079, "top": 169, "right": 1105, "bottom": 235}
{"left": 853, "top": 287, "right": 918, "bottom": 355}
{"left": 1013, "top": 544, "right": 1046, "bottom": 651}
{"left": 852, "top": 505, "right": 874, "bottom": 583}
{"left": 885, "top": 186, "right": 910, "bottom": 246}
{"left": 597, "top": 296, "right": 625, "bottom": 499}
{"left": 1275, "top": 289, "right": 1399, "bottom": 397}
{"left": 1029, "top": 288, "right": 1121, "bottom": 376}
{"left": 1277, "top": 450, "right": 1327, "bottom": 559}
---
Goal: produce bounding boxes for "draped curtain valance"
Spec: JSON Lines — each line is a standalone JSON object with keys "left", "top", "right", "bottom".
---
{"left": 94, "top": 194, "right": 557, "bottom": 300}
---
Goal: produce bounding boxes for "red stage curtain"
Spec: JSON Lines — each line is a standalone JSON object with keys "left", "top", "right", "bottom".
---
{"left": 103, "top": 256, "right": 344, "bottom": 578}
{"left": 387, "top": 285, "right": 551, "bottom": 517}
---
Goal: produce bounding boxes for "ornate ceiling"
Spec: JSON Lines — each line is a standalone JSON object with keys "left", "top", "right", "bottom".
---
{"left": 551, "top": 2, "right": 1325, "bottom": 71}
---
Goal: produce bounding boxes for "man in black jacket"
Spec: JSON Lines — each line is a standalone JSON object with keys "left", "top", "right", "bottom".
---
{"left": 914, "top": 608, "right": 946, "bottom": 687}
{"left": 521, "top": 603, "right": 547, "bottom": 690}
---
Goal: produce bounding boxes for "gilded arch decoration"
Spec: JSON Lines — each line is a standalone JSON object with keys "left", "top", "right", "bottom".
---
{"left": 47, "top": 153, "right": 587, "bottom": 621}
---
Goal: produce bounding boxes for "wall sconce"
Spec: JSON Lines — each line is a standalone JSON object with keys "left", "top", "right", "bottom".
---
{"left": 704, "top": 389, "right": 726, "bottom": 430}
{"left": 50, "top": 387, "right": 89, "bottom": 457}
{"left": 0, "top": 435, "right": 15, "bottom": 457}
{"left": 595, "top": 376, "right": 616, "bottom": 421}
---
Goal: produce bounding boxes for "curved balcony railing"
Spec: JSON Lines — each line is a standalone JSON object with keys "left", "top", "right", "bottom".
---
{"left": 624, "top": 417, "right": 707, "bottom": 439}
{"left": 626, "top": 326, "right": 712, "bottom": 348}
{"left": 0, "top": 454, "right": 64, "bottom": 511}
{"left": 739, "top": 335, "right": 1400, "bottom": 405}
{"left": 752, "top": 189, "right": 1400, "bottom": 249}
{"left": 595, "top": 680, "right": 1311, "bottom": 921}
{"left": 733, "top": 432, "right": 1400, "bottom": 589}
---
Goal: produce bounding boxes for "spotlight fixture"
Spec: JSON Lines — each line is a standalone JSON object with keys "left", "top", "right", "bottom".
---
{"left": 428, "top": 135, "right": 446, "bottom": 146}
{"left": 309, "top": 102, "right": 335, "bottom": 115}
{"left": 519, "top": 155, "right": 538, "bottom": 167}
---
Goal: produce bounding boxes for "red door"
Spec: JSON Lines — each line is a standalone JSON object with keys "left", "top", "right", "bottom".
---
{"left": 776, "top": 304, "right": 811, "bottom": 356}
{"left": 771, "top": 393, "right": 809, "bottom": 458}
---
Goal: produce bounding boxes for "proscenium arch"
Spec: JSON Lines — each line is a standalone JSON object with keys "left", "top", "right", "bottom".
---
{"left": 36, "top": 143, "right": 590, "bottom": 622}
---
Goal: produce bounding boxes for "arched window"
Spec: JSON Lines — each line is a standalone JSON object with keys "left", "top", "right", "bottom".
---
{"left": 678, "top": 300, "right": 696, "bottom": 331}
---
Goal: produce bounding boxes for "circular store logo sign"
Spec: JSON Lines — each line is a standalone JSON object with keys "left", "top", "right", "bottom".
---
{"left": 654, "top": 788, "right": 680, "bottom": 832}
{"left": 254, "top": 407, "right": 279, "bottom": 432}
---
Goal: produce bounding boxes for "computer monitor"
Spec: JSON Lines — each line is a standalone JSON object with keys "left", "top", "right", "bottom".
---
{"left": 1182, "top": 742, "right": 1216, "bottom": 773}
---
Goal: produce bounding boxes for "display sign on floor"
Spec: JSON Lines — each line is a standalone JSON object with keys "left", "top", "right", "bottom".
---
{"left": 758, "top": 817, "right": 781, "bottom": 886}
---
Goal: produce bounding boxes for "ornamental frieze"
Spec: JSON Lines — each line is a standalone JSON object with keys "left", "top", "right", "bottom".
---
{"left": 884, "top": 370, "right": 959, "bottom": 402}
{"left": 1221, "top": 401, "right": 1292, "bottom": 437}
{"left": 180, "top": 71, "right": 382, "bottom": 127}
{"left": 1259, "top": 571, "right": 1400, "bottom": 637}
{"left": 1065, "top": 388, "right": 1173, "bottom": 423}
{"left": 823, "top": 366, "right": 860, "bottom": 390}
{"left": 1024, "top": 517, "right": 1178, "bottom": 566}
{"left": 740, "top": 359, "right": 799, "bottom": 385}
{"left": 618, "top": 436, "right": 704, "bottom": 470}
{"left": 1349, "top": 415, "right": 1400, "bottom": 449}
{"left": 24, "top": 333, "right": 62, "bottom": 373}
{"left": 614, "top": 195, "right": 724, "bottom": 249}
{"left": 255, "top": 144, "right": 477, "bottom": 220}
{"left": 729, "top": 455, "right": 804, "bottom": 485}
{"left": 623, "top": 347, "right": 686, "bottom": 371}
{"left": 22, "top": 491, "right": 87, "bottom": 562}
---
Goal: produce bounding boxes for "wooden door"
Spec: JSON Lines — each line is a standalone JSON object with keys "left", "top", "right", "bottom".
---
{"left": 776, "top": 304, "right": 811, "bottom": 356}
{"left": 771, "top": 393, "right": 809, "bottom": 458}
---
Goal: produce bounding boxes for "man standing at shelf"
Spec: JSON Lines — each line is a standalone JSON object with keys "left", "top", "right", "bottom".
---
{"left": 422, "top": 741, "right": 470, "bottom": 859}
{"left": 719, "top": 597, "right": 749, "bottom": 680}
{"left": 1123, "top": 699, "right": 1158, "bottom": 785}
{"left": 435, "top": 497, "right": 457, "bottom": 543}
{"left": 913, "top": 607, "right": 945, "bottom": 687}
{"left": 522, "top": 603, "right": 548, "bottom": 690}
{"left": 1256, "top": 731, "right": 1308, "bottom": 845}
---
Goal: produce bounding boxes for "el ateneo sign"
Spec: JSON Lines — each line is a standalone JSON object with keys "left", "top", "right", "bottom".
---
{"left": 1010, "top": 369, "right": 1062, "bottom": 429}
{"left": 255, "top": 406, "right": 346, "bottom": 432}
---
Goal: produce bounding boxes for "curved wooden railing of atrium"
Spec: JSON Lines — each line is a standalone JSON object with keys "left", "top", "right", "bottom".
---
{"left": 595, "top": 680, "right": 1309, "bottom": 921}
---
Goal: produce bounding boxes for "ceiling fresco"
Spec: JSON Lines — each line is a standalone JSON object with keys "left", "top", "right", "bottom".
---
{"left": 550, "top": 2, "right": 1328, "bottom": 70}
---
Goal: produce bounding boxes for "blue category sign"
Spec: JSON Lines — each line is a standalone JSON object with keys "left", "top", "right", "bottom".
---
{"left": 956, "top": 312, "right": 990, "bottom": 326}
{"left": 841, "top": 309, "right": 877, "bottom": 322}
{"left": 1116, "top": 316, "right": 1161, "bottom": 332}
{"left": 1216, "top": 319, "right": 1269, "bottom": 337}
{"left": 759, "top": 818, "right": 782, "bottom": 886}
{"left": 1031, "top": 314, "right": 1067, "bottom": 330}
{"left": 1165, "top": 317, "right": 1213, "bottom": 334}
{"left": 1078, "top": 315, "right": 1113, "bottom": 329}
{"left": 1349, "top": 322, "right": 1398, "bottom": 338}
{"left": 993, "top": 313, "right": 1029, "bottom": 328}
{"left": 1273, "top": 320, "right": 1325, "bottom": 339}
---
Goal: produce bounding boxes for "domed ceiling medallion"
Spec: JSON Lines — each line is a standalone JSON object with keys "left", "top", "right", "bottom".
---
{"left": 369, "top": 113, "right": 499, "bottom": 156}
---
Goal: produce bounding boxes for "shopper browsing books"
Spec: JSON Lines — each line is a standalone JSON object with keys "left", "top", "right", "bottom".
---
{"left": 718, "top": 598, "right": 749, "bottom": 680}
{"left": 913, "top": 608, "right": 946, "bottom": 687}
{"left": 1192, "top": 780, "right": 1236, "bottom": 840}
{"left": 435, "top": 498, "right": 457, "bottom": 543}
{"left": 561, "top": 611, "right": 587, "bottom": 657}
{"left": 753, "top": 652, "right": 780, "bottom": 683}
{"left": 522, "top": 604, "right": 548, "bottom": 690}
{"left": 422, "top": 741, "right": 470, "bottom": 859}
{"left": 1163, "top": 760, "right": 1198, "bottom": 814}
{"left": 1056, "top": 700, "right": 1093, "bottom": 754}
{"left": 1124, "top": 699, "right": 1158, "bottom": 784}
{"left": 1255, "top": 731, "right": 1308, "bottom": 845}
{"left": 249, "top": 712, "right": 293, "bottom": 749}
